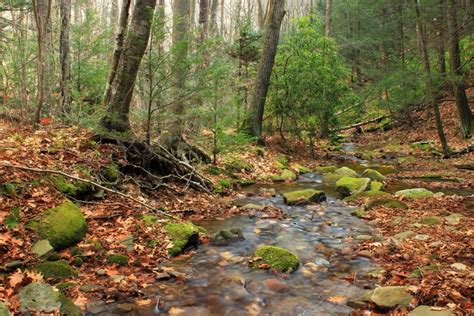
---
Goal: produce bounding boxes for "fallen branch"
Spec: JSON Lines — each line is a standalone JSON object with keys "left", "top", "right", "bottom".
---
{"left": 2, "top": 162, "right": 180, "bottom": 220}
{"left": 333, "top": 115, "right": 387, "bottom": 132}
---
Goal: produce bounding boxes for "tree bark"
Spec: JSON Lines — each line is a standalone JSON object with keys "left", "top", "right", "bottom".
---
{"left": 256, "top": 0, "right": 265, "bottom": 29}
{"left": 59, "top": 0, "right": 72, "bottom": 113}
{"left": 243, "top": 0, "right": 285, "bottom": 142}
{"left": 209, "top": 0, "right": 219, "bottom": 34}
{"left": 447, "top": 0, "right": 472, "bottom": 139}
{"left": 100, "top": 0, "right": 157, "bottom": 132}
{"left": 199, "top": 0, "right": 209, "bottom": 42}
{"left": 325, "top": 0, "right": 332, "bottom": 37}
{"left": 413, "top": 0, "right": 450, "bottom": 156}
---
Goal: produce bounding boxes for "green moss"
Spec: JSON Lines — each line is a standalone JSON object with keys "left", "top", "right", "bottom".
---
{"left": 239, "top": 179, "right": 256, "bottom": 187}
{"left": 1, "top": 182, "right": 16, "bottom": 197}
{"left": 370, "top": 181, "right": 384, "bottom": 191}
{"left": 322, "top": 172, "right": 345, "bottom": 183}
{"left": 224, "top": 156, "right": 252, "bottom": 173}
{"left": 253, "top": 245, "right": 300, "bottom": 273}
{"left": 164, "top": 222, "right": 206, "bottom": 256}
{"left": 334, "top": 167, "right": 358, "bottom": 177}
{"left": 108, "top": 254, "right": 128, "bottom": 266}
{"left": 282, "top": 189, "right": 326, "bottom": 205}
{"left": 35, "top": 201, "right": 87, "bottom": 250}
{"left": 55, "top": 282, "right": 76, "bottom": 290}
{"left": 35, "top": 260, "right": 77, "bottom": 279}
{"left": 336, "top": 177, "right": 371, "bottom": 197}
{"left": 419, "top": 216, "right": 441, "bottom": 226}
{"left": 411, "top": 264, "right": 440, "bottom": 277}
{"left": 351, "top": 208, "right": 368, "bottom": 218}
{"left": 58, "top": 293, "right": 82, "bottom": 316}
{"left": 102, "top": 163, "right": 119, "bottom": 182}
{"left": 49, "top": 176, "right": 93, "bottom": 197}
{"left": 219, "top": 178, "right": 232, "bottom": 188}
{"left": 290, "top": 163, "right": 312, "bottom": 174}
{"left": 208, "top": 165, "right": 222, "bottom": 175}
{"left": 366, "top": 199, "right": 408, "bottom": 210}
{"left": 275, "top": 155, "right": 289, "bottom": 170}
{"left": 141, "top": 214, "right": 158, "bottom": 226}
{"left": 344, "top": 190, "right": 390, "bottom": 202}
{"left": 271, "top": 169, "right": 297, "bottom": 182}
{"left": 72, "top": 257, "right": 83, "bottom": 267}
{"left": 314, "top": 165, "right": 337, "bottom": 174}
{"left": 362, "top": 169, "right": 386, "bottom": 182}
{"left": 395, "top": 188, "right": 434, "bottom": 199}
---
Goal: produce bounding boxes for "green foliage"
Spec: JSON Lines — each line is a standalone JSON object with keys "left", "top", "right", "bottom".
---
{"left": 5, "top": 207, "right": 21, "bottom": 229}
{"left": 108, "top": 254, "right": 128, "bottom": 266}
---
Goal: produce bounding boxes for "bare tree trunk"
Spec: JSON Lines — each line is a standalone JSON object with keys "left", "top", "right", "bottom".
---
{"left": 100, "top": 0, "right": 157, "bottom": 132}
{"left": 256, "top": 0, "right": 265, "bottom": 29}
{"left": 325, "top": 0, "right": 332, "bottom": 37}
{"left": 110, "top": 0, "right": 119, "bottom": 31}
{"left": 32, "top": 0, "right": 53, "bottom": 125}
{"left": 413, "top": 0, "right": 450, "bottom": 156}
{"left": 437, "top": 0, "right": 447, "bottom": 79}
{"left": 447, "top": 0, "right": 472, "bottom": 139}
{"left": 209, "top": 0, "right": 219, "bottom": 34}
{"left": 59, "top": 0, "right": 72, "bottom": 113}
{"left": 243, "top": 0, "right": 285, "bottom": 142}
{"left": 103, "top": 0, "right": 131, "bottom": 106}
{"left": 198, "top": 0, "right": 209, "bottom": 42}
{"left": 220, "top": 0, "right": 225, "bottom": 35}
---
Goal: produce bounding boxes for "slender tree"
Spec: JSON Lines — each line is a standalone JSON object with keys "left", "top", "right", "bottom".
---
{"left": 100, "top": 0, "right": 157, "bottom": 132}
{"left": 59, "top": 0, "right": 72, "bottom": 113}
{"left": 413, "top": 0, "right": 450, "bottom": 156}
{"left": 325, "top": 0, "right": 332, "bottom": 37}
{"left": 447, "top": 0, "right": 472, "bottom": 138}
{"left": 243, "top": 0, "right": 285, "bottom": 142}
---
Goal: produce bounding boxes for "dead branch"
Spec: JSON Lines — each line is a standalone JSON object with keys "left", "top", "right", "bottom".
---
{"left": 333, "top": 115, "right": 387, "bottom": 132}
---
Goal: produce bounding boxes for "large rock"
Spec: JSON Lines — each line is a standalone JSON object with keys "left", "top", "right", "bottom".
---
{"left": 368, "top": 286, "right": 413, "bottom": 309}
{"left": 336, "top": 177, "right": 371, "bottom": 197}
{"left": 362, "top": 168, "right": 386, "bottom": 181}
{"left": 164, "top": 222, "right": 206, "bottom": 256}
{"left": 335, "top": 167, "right": 358, "bottom": 177}
{"left": 34, "top": 201, "right": 87, "bottom": 250}
{"left": 35, "top": 260, "right": 77, "bottom": 279}
{"left": 31, "top": 240, "right": 54, "bottom": 257}
{"left": 271, "top": 169, "right": 297, "bottom": 182}
{"left": 290, "top": 163, "right": 311, "bottom": 174}
{"left": 395, "top": 188, "right": 434, "bottom": 199}
{"left": 314, "top": 165, "right": 337, "bottom": 174}
{"left": 282, "top": 189, "right": 326, "bottom": 206}
{"left": 253, "top": 245, "right": 300, "bottom": 273}
{"left": 19, "top": 282, "right": 61, "bottom": 314}
{"left": 212, "top": 229, "right": 245, "bottom": 246}
{"left": 408, "top": 305, "right": 455, "bottom": 316}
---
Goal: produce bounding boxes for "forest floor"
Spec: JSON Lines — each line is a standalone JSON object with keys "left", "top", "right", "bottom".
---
{"left": 0, "top": 95, "right": 472, "bottom": 315}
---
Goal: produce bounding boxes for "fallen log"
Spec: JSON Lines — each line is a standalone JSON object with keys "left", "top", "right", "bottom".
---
{"left": 333, "top": 115, "right": 387, "bottom": 132}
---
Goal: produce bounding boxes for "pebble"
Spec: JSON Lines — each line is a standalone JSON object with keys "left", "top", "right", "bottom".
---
{"left": 414, "top": 234, "right": 430, "bottom": 241}
{"left": 110, "top": 275, "right": 125, "bottom": 282}
{"left": 450, "top": 263, "right": 467, "bottom": 271}
{"left": 263, "top": 279, "right": 288, "bottom": 293}
{"left": 96, "top": 269, "right": 107, "bottom": 276}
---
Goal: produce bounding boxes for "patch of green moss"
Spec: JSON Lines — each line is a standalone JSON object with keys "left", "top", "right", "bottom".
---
{"left": 336, "top": 177, "right": 371, "bottom": 197}
{"left": 395, "top": 188, "right": 434, "bottom": 199}
{"left": 362, "top": 169, "right": 386, "bottom": 182}
{"left": 370, "top": 181, "right": 384, "bottom": 191}
{"left": 102, "top": 163, "right": 119, "bottom": 182}
{"left": 351, "top": 208, "right": 368, "bottom": 218}
{"left": 49, "top": 175, "right": 93, "bottom": 197}
{"left": 108, "top": 254, "right": 128, "bottom": 266}
{"left": 282, "top": 189, "right": 326, "bottom": 205}
{"left": 253, "top": 245, "right": 300, "bottom": 273}
{"left": 35, "top": 260, "right": 77, "bottom": 279}
{"left": 72, "top": 257, "right": 83, "bottom": 267}
{"left": 58, "top": 293, "right": 82, "bottom": 316}
{"left": 208, "top": 165, "right": 222, "bottom": 175}
{"left": 314, "top": 165, "right": 337, "bottom": 174}
{"left": 344, "top": 190, "right": 390, "bottom": 202}
{"left": 271, "top": 169, "right": 297, "bottom": 182}
{"left": 275, "top": 155, "right": 289, "bottom": 170}
{"left": 1, "top": 182, "right": 16, "bottom": 197}
{"left": 334, "top": 167, "right": 358, "bottom": 177}
{"left": 239, "top": 179, "right": 256, "bottom": 187}
{"left": 411, "top": 264, "right": 440, "bottom": 277}
{"left": 55, "top": 282, "right": 76, "bottom": 291}
{"left": 419, "top": 216, "right": 441, "bottom": 226}
{"left": 141, "top": 214, "right": 158, "bottom": 226}
{"left": 35, "top": 201, "right": 87, "bottom": 250}
{"left": 164, "top": 222, "right": 206, "bottom": 256}
{"left": 290, "top": 163, "right": 312, "bottom": 174}
{"left": 224, "top": 156, "right": 252, "bottom": 173}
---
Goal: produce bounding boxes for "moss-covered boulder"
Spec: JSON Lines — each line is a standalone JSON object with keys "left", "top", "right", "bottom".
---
{"left": 290, "top": 163, "right": 312, "bottom": 174}
{"left": 314, "top": 165, "right": 337, "bottom": 174}
{"left": 370, "top": 181, "right": 384, "bottom": 191}
{"left": 34, "top": 201, "right": 87, "bottom": 250}
{"left": 19, "top": 282, "right": 61, "bottom": 314}
{"left": 253, "top": 246, "right": 299, "bottom": 273}
{"left": 224, "top": 156, "right": 252, "bottom": 173}
{"left": 366, "top": 199, "right": 408, "bottom": 210}
{"left": 362, "top": 169, "right": 386, "bottom": 182}
{"left": 336, "top": 177, "right": 371, "bottom": 197}
{"left": 58, "top": 293, "right": 82, "bottom": 316}
{"left": 35, "top": 260, "right": 77, "bottom": 279}
{"left": 395, "top": 188, "right": 434, "bottom": 199}
{"left": 335, "top": 167, "right": 358, "bottom": 177}
{"left": 271, "top": 169, "right": 297, "bottom": 182}
{"left": 323, "top": 167, "right": 358, "bottom": 184}
{"left": 275, "top": 155, "right": 289, "bottom": 170}
{"left": 164, "top": 222, "right": 206, "bottom": 256}
{"left": 282, "top": 189, "right": 326, "bottom": 206}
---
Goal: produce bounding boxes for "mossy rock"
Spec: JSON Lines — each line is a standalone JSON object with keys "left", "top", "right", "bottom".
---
{"left": 19, "top": 282, "right": 61, "bottom": 314}
{"left": 164, "top": 222, "right": 206, "bottom": 256}
{"left": 102, "top": 163, "right": 119, "bottom": 182}
{"left": 314, "top": 165, "right": 337, "bottom": 174}
{"left": 370, "top": 181, "right": 384, "bottom": 191}
{"left": 0, "top": 302, "right": 10, "bottom": 316}
{"left": 55, "top": 282, "right": 76, "bottom": 290}
{"left": 282, "top": 189, "right": 326, "bottom": 206}
{"left": 35, "top": 260, "right": 77, "bottom": 279}
{"left": 35, "top": 201, "right": 87, "bottom": 250}
{"left": 322, "top": 172, "right": 345, "bottom": 184}
{"left": 275, "top": 155, "right": 289, "bottom": 170}
{"left": 368, "top": 286, "right": 413, "bottom": 309}
{"left": 336, "top": 177, "right": 371, "bottom": 197}
{"left": 334, "top": 167, "right": 358, "bottom": 177}
{"left": 141, "top": 214, "right": 159, "bottom": 226}
{"left": 366, "top": 198, "right": 408, "bottom": 210}
{"left": 253, "top": 245, "right": 299, "bottom": 273}
{"left": 395, "top": 188, "right": 434, "bottom": 199}
{"left": 362, "top": 169, "right": 386, "bottom": 182}
{"left": 290, "top": 163, "right": 311, "bottom": 174}
{"left": 49, "top": 175, "right": 94, "bottom": 197}
{"left": 1, "top": 182, "right": 16, "bottom": 197}
{"left": 351, "top": 208, "right": 368, "bottom": 218}
{"left": 344, "top": 190, "right": 390, "bottom": 202}
{"left": 108, "top": 254, "right": 128, "bottom": 266}
{"left": 59, "top": 293, "right": 82, "bottom": 316}
{"left": 419, "top": 216, "right": 441, "bottom": 226}
{"left": 271, "top": 169, "right": 297, "bottom": 182}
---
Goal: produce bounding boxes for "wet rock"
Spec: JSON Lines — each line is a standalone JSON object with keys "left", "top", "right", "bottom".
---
{"left": 19, "top": 282, "right": 61, "bottom": 314}
{"left": 35, "top": 260, "right": 77, "bottom": 279}
{"left": 168, "top": 306, "right": 211, "bottom": 315}
{"left": 110, "top": 275, "right": 125, "bottom": 283}
{"left": 395, "top": 188, "right": 434, "bottom": 199}
{"left": 408, "top": 305, "right": 455, "bottom": 316}
{"left": 445, "top": 213, "right": 463, "bottom": 225}
{"left": 33, "top": 200, "right": 87, "bottom": 250}
{"left": 362, "top": 169, "right": 386, "bottom": 182}
{"left": 155, "top": 272, "right": 171, "bottom": 280}
{"left": 242, "top": 203, "right": 264, "bottom": 210}
{"left": 346, "top": 299, "right": 368, "bottom": 309}
{"left": 164, "top": 222, "right": 206, "bottom": 256}
{"left": 419, "top": 216, "right": 441, "bottom": 226}
{"left": 31, "top": 239, "right": 54, "bottom": 257}
{"left": 282, "top": 189, "right": 326, "bottom": 205}
{"left": 415, "top": 234, "right": 430, "bottom": 241}
{"left": 450, "top": 263, "right": 467, "bottom": 271}
{"left": 368, "top": 286, "right": 413, "bottom": 309}
{"left": 263, "top": 278, "right": 288, "bottom": 293}
{"left": 271, "top": 169, "right": 297, "bottom": 182}
{"left": 314, "top": 165, "right": 337, "bottom": 174}
{"left": 393, "top": 230, "right": 415, "bottom": 241}
{"left": 366, "top": 198, "right": 408, "bottom": 210}
{"left": 336, "top": 177, "right": 371, "bottom": 197}
{"left": 314, "top": 258, "right": 331, "bottom": 267}
{"left": 0, "top": 302, "right": 10, "bottom": 316}
{"left": 290, "top": 163, "right": 312, "bottom": 174}
{"left": 212, "top": 229, "right": 245, "bottom": 246}
{"left": 96, "top": 268, "right": 107, "bottom": 276}
{"left": 334, "top": 167, "right": 358, "bottom": 177}
{"left": 252, "top": 245, "right": 300, "bottom": 273}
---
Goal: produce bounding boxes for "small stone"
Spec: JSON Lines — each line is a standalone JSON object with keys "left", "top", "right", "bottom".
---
{"left": 96, "top": 269, "right": 107, "bottom": 276}
{"left": 369, "top": 286, "right": 413, "bottom": 308}
{"left": 355, "top": 235, "right": 372, "bottom": 241}
{"left": 445, "top": 213, "right": 463, "bottom": 225}
{"left": 450, "top": 263, "right": 467, "bottom": 271}
{"left": 32, "top": 240, "right": 54, "bottom": 257}
{"left": 429, "top": 241, "right": 443, "bottom": 248}
{"left": 408, "top": 305, "right": 455, "bottom": 316}
{"left": 116, "top": 303, "right": 134, "bottom": 312}
{"left": 110, "top": 275, "right": 125, "bottom": 282}
{"left": 357, "top": 250, "right": 372, "bottom": 258}
{"left": 263, "top": 278, "right": 288, "bottom": 293}
{"left": 155, "top": 272, "right": 171, "bottom": 280}
{"left": 242, "top": 203, "right": 264, "bottom": 210}
{"left": 415, "top": 234, "right": 430, "bottom": 241}
{"left": 79, "top": 284, "right": 104, "bottom": 293}
{"left": 314, "top": 258, "right": 331, "bottom": 267}
{"left": 393, "top": 231, "right": 415, "bottom": 241}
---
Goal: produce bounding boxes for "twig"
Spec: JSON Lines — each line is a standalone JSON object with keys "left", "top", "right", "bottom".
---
{"left": 2, "top": 162, "right": 180, "bottom": 220}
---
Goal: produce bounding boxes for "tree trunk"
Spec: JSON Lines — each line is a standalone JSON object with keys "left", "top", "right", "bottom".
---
{"left": 325, "top": 0, "right": 332, "bottom": 37}
{"left": 32, "top": 0, "right": 53, "bottom": 125}
{"left": 320, "top": 0, "right": 333, "bottom": 138}
{"left": 209, "top": 0, "right": 219, "bottom": 34}
{"left": 256, "top": 0, "right": 265, "bottom": 29}
{"left": 103, "top": 0, "right": 132, "bottom": 106}
{"left": 59, "top": 0, "right": 72, "bottom": 113}
{"left": 447, "top": 0, "right": 472, "bottom": 139}
{"left": 243, "top": 0, "right": 285, "bottom": 142}
{"left": 437, "top": 0, "right": 447, "bottom": 79}
{"left": 413, "top": 0, "right": 450, "bottom": 156}
{"left": 199, "top": 0, "right": 209, "bottom": 42}
{"left": 100, "top": 0, "right": 157, "bottom": 132}
{"left": 110, "top": 0, "right": 119, "bottom": 31}
{"left": 220, "top": 0, "right": 225, "bottom": 35}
